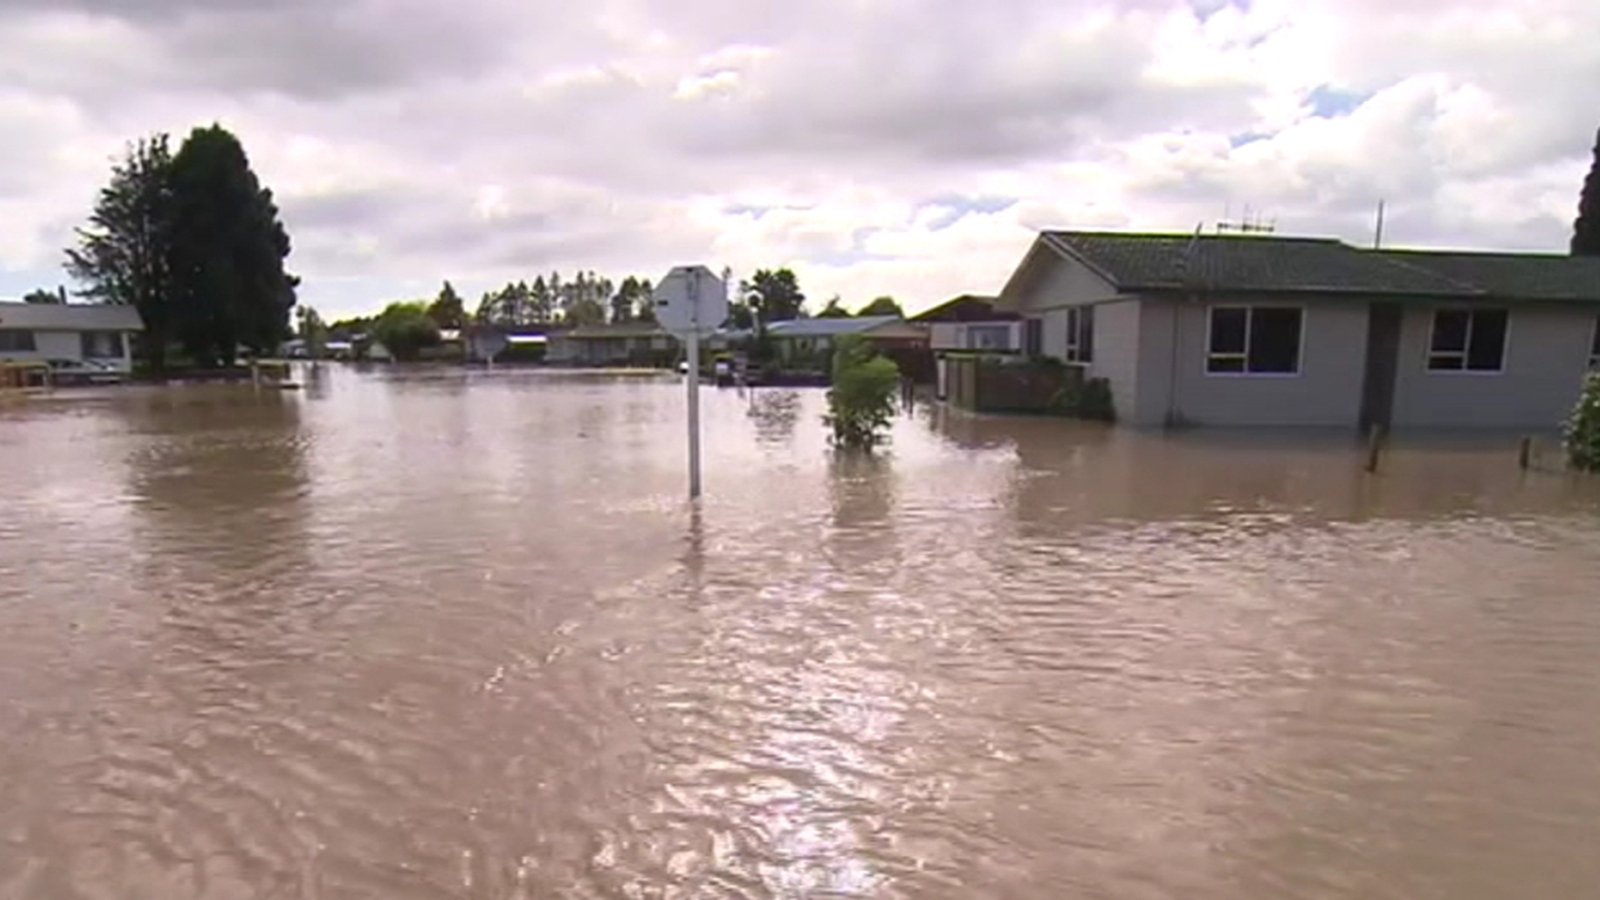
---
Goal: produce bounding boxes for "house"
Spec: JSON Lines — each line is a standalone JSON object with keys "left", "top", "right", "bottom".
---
{"left": 996, "top": 231, "right": 1600, "bottom": 429}
{"left": 0, "top": 301, "right": 144, "bottom": 378}
{"left": 768, "top": 312, "right": 934, "bottom": 360}
{"left": 912, "top": 295, "right": 1022, "bottom": 353}
{"left": 546, "top": 322, "right": 676, "bottom": 367}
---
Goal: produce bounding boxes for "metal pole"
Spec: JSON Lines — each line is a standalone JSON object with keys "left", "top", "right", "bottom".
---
{"left": 687, "top": 272, "right": 702, "bottom": 499}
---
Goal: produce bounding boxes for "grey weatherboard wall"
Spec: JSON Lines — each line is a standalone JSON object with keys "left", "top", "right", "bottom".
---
{"left": 1131, "top": 295, "right": 1370, "bottom": 427}
{"left": 1389, "top": 303, "right": 1597, "bottom": 428}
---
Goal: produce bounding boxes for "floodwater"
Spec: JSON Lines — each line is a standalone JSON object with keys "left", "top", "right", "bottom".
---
{"left": 4, "top": 366, "right": 1600, "bottom": 899}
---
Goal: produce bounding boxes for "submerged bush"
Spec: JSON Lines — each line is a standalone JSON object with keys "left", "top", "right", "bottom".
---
{"left": 1566, "top": 372, "right": 1600, "bottom": 471}
{"left": 825, "top": 334, "right": 900, "bottom": 451}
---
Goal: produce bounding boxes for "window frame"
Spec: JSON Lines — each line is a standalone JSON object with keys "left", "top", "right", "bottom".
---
{"left": 1589, "top": 313, "right": 1600, "bottom": 371}
{"left": 1204, "top": 305, "right": 1305, "bottom": 377}
{"left": 965, "top": 324, "right": 1012, "bottom": 351}
{"left": 1064, "top": 305, "right": 1094, "bottom": 364}
{"left": 1425, "top": 307, "right": 1510, "bottom": 375}
{"left": 0, "top": 330, "right": 38, "bottom": 353}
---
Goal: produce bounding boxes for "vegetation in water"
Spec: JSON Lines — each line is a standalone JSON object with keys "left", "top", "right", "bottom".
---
{"left": 1565, "top": 372, "right": 1600, "bottom": 470}
{"left": 825, "top": 334, "right": 901, "bottom": 451}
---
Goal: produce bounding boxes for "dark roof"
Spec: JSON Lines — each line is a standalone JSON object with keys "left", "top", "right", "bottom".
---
{"left": 768, "top": 315, "right": 908, "bottom": 338}
{"left": 564, "top": 322, "right": 670, "bottom": 339}
{"left": 1377, "top": 250, "right": 1600, "bottom": 301}
{"left": 911, "top": 294, "right": 1018, "bottom": 323}
{"left": 0, "top": 301, "right": 144, "bottom": 330}
{"left": 1043, "top": 231, "right": 1480, "bottom": 297}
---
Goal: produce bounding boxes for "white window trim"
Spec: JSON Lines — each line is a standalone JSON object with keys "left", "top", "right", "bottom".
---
{"left": 1203, "top": 304, "right": 1305, "bottom": 378}
{"left": 1425, "top": 307, "right": 1510, "bottom": 376}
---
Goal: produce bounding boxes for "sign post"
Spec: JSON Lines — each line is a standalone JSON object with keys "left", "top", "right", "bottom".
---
{"left": 652, "top": 266, "right": 728, "bottom": 500}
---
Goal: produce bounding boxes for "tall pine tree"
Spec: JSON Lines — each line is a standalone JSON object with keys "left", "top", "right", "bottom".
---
{"left": 1573, "top": 127, "right": 1600, "bottom": 256}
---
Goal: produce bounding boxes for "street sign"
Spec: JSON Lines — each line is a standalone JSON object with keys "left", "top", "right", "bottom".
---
{"left": 653, "top": 265, "right": 727, "bottom": 336}
{"left": 653, "top": 265, "right": 727, "bottom": 501}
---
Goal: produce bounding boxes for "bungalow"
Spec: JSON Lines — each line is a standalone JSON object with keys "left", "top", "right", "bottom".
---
{"left": 546, "top": 322, "right": 676, "bottom": 367}
{"left": 912, "top": 294, "right": 1022, "bottom": 353}
{"left": 997, "top": 231, "right": 1600, "bottom": 429}
{"left": 767, "top": 315, "right": 930, "bottom": 375}
{"left": 0, "top": 301, "right": 143, "bottom": 379}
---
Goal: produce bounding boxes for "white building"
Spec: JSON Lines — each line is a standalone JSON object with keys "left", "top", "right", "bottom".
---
{"left": 0, "top": 302, "right": 144, "bottom": 376}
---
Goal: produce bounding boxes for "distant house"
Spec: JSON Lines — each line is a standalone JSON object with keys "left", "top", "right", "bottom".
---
{"left": 997, "top": 230, "right": 1600, "bottom": 428}
{"left": 767, "top": 315, "right": 928, "bottom": 359}
{"left": 0, "top": 301, "right": 143, "bottom": 377}
{"left": 546, "top": 323, "right": 676, "bottom": 367}
{"left": 912, "top": 295, "right": 1022, "bottom": 353}
{"left": 463, "top": 324, "right": 551, "bottom": 363}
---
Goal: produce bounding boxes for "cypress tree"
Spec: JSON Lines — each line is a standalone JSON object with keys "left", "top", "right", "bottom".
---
{"left": 1572, "top": 127, "right": 1600, "bottom": 256}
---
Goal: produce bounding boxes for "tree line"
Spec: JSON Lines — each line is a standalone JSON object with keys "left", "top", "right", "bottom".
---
{"left": 65, "top": 126, "right": 297, "bottom": 371}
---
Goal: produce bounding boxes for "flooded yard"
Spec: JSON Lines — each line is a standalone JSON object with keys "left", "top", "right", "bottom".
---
{"left": 3, "top": 366, "right": 1600, "bottom": 898}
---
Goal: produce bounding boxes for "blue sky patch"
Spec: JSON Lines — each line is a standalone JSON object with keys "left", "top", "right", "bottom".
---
{"left": 1306, "top": 84, "right": 1371, "bottom": 119}
{"left": 1188, "top": 0, "right": 1250, "bottom": 20}
{"left": 922, "top": 194, "right": 1019, "bottom": 230}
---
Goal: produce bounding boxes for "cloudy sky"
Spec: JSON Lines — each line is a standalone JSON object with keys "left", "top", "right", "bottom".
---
{"left": 1, "top": 0, "right": 1596, "bottom": 318}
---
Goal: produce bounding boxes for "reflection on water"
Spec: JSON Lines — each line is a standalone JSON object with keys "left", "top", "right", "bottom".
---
{"left": 3, "top": 367, "right": 1600, "bottom": 898}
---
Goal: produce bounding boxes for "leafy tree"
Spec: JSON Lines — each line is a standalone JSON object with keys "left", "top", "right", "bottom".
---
{"left": 635, "top": 278, "right": 657, "bottom": 323}
{"left": 295, "top": 305, "right": 328, "bottom": 357}
{"left": 858, "top": 295, "right": 904, "bottom": 318}
{"left": 825, "top": 335, "right": 900, "bottom": 451}
{"left": 371, "top": 302, "right": 440, "bottom": 361}
{"left": 23, "top": 287, "right": 67, "bottom": 304}
{"left": 1574, "top": 127, "right": 1600, "bottom": 256}
{"left": 563, "top": 296, "right": 607, "bottom": 327}
{"left": 327, "top": 315, "right": 371, "bottom": 341}
{"left": 427, "top": 281, "right": 466, "bottom": 329}
{"left": 816, "top": 295, "right": 851, "bottom": 318}
{"left": 610, "top": 276, "right": 640, "bottom": 323}
{"left": 65, "top": 135, "right": 177, "bottom": 370}
{"left": 725, "top": 301, "right": 754, "bottom": 329}
{"left": 742, "top": 269, "right": 805, "bottom": 323}
{"left": 166, "top": 124, "right": 297, "bottom": 365}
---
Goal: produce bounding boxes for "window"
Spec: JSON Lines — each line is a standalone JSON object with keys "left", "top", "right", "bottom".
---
{"left": 0, "top": 330, "right": 37, "bottom": 352}
{"left": 1023, "top": 318, "right": 1043, "bottom": 357}
{"left": 1590, "top": 314, "right": 1600, "bottom": 370}
{"left": 1065, "top": 306, "right": 1095, "bottom": 363}
{"left": 1428, "top": 309, "right": 1507, "bottom": 372}
{"left": 965, "top": 325, "right": 1012, "bottom": 351}
{"left": 81, "top": 331, "right": 124, "bottom": 358}
{"left": 1206, "top": 307, "right": 1302, "bottom": 374}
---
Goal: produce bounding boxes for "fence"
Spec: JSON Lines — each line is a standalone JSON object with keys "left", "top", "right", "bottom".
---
{"left": 941, "top": 355, "right": 1082, "bottom": 414}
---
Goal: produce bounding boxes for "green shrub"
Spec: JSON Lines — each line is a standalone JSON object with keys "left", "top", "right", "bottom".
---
{"left": 1566, "top": 372, "right": 1600, "bottom": 471}
{"left": 825, "top": 335, "right": 900, "bottom": 451}
{"left": 1049, "top": 375, "right": 1116, "bottom": 421}
{"left": 370, "top": 302, "right": 441, "bottom": 361}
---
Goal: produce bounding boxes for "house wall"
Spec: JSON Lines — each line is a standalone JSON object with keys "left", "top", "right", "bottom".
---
{"left": 1389, "top": 303, "right": 1596, "bottom": 429}
{"left": 1011, "top": 247, "right": 1122, "bottom": 312}
{"left": 0, "top": 331, "right": 87, "bottom": 365}
{"left": 1087, "top": 300, "right": 1141, "bottom": 423}
{"left": 1134, "top": 296, "right": 1371, "bottom": 427}
{"left": 931, "top": 321, "right": 1022, "bottom": 352}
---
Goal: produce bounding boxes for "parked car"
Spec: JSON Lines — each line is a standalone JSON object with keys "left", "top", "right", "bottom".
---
{"left": 46, "top": 359, "right": 125, "bottom": 385}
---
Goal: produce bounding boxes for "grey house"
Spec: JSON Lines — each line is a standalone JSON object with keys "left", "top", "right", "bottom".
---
{"left": 996, "top": 231, "right": 1600, "bottom": 428}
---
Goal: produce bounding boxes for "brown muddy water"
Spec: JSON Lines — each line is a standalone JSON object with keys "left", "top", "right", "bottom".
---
{"left": 4, "top": 365, "right": 1600, "bottom": 899}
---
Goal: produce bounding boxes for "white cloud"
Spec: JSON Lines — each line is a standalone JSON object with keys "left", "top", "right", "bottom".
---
{"left": 0, "top": 0, "right": 1596, "bottom": 315}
